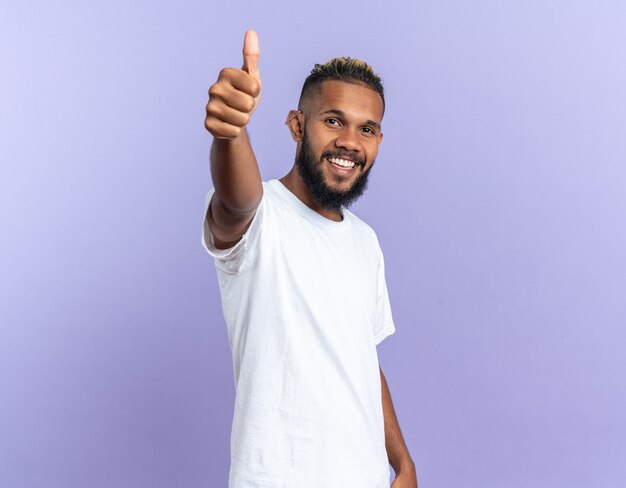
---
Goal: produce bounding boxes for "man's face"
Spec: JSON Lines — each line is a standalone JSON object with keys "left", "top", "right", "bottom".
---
{"left": 294, "top": 80, "right": 384, "bottom": 212}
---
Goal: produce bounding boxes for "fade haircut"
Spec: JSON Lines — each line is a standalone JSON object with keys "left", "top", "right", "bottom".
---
{"left": 298, "top": 57, "right": 385, "bottom": 115}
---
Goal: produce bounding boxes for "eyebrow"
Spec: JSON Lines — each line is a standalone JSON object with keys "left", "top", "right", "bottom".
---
{"left": 319, "top": 109, "right": 381, "bottom": 131}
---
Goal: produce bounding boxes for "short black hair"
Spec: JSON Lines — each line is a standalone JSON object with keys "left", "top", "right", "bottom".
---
{"left": 298, "top": 57, "right": 385, "bottom": 115}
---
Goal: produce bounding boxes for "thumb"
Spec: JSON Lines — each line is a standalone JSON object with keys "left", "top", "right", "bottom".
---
{"left": 241, "top": 29, "right": 260, "bottom": 78}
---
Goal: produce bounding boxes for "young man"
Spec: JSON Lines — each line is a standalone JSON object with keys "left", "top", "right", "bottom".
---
{"left": 202, "top": 30, "right": 417, "bottom": 488}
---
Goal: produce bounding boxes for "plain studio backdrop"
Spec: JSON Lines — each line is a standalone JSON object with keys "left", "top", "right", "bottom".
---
{"left": 1, "top": 1, "right": 625, "bottom": 487}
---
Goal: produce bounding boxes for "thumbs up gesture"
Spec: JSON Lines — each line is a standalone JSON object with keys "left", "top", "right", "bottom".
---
{"left": 205, "top": 30, "right": 262, "bottom": 139}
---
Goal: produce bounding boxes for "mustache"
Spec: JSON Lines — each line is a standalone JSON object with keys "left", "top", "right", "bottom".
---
{"left": 320, "top": 150, "right": 365, "bottom": 168}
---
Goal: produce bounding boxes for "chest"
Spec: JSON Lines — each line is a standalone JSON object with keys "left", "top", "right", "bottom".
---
{"left": 264, "top": 219, "right": 379, "bottom": 322}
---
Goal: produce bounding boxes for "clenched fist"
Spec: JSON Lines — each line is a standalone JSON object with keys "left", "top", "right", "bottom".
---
{"left": 204, "top": 30, "right": 262, "bottom": 139}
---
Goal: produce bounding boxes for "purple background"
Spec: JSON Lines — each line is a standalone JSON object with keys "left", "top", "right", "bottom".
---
{"left": 2, "top": 1, "right": 626, "bottom": 487}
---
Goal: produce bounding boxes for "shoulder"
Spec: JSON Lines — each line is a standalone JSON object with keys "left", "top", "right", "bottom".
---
{"left": 345, "top": 209, "right": 382, "bottom": 250}
{"left": 259, "top": 179, "right": 282, "bottom": 205}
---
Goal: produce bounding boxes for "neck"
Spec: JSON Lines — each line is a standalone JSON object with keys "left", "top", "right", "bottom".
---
{"left": 279, "top": 167, "right": 344, "bottom": 222}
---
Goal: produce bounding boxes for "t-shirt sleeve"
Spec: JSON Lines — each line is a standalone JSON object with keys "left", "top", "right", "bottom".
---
{"left": 200, "top": 186, "right": 264, "bottom": 273}
{"left": 373, "top": 244, "right": 396, "bottom": 346}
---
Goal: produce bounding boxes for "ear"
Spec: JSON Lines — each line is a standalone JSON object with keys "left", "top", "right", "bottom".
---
{"left": 285, "top": 110, "right": 304, "bottom": 142}
{"left": 378, "top": 131, "right": 384, "bottom": 144}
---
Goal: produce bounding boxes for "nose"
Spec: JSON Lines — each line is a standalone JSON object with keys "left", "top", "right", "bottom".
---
{"left": 334, "top": 128, "right": 362, "bottom": 153}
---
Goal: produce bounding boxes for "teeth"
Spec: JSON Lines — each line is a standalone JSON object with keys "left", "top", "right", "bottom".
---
{"left": 328, "top": 157, "right": 356, "bottom": 168}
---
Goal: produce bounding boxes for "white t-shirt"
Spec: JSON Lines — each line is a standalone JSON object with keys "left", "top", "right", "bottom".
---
{"left": 202, "top": 179, "right": 396, "bottom": 487}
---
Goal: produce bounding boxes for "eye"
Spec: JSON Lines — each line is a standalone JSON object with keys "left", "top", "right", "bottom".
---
{"left": 325, "top": 118, "right": 341, "bottom": 126}
{"left": 361, "top": 126, "right": 376, "bottom": 135}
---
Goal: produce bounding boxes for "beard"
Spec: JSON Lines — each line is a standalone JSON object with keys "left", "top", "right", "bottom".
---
{"left": 295, "top": 131, "right": 374, "bottom": 214}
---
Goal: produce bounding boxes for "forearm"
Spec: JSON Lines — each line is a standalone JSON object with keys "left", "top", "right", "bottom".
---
{"left": 210, "top": 128, "right": 263, "bottom": 213}
{"left": 380, "top": 366, "right": 415, "bottom": 475}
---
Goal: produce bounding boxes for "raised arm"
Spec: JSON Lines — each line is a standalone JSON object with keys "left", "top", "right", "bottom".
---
{"left": 204, "top": 30, "right": 263, "bottom": 249}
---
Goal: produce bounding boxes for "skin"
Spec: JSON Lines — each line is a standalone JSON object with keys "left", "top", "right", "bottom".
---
{"left": 203, "top": 30, "right": 417, "bottom": 487}
{"left": 382, "top": 367, "right": 418, "bottom": 487}
{"left": 204, "top": 30, "right": 263, "bottom": 249}
{"left": 281, "top": 79, "right": 384, "bottom": 221}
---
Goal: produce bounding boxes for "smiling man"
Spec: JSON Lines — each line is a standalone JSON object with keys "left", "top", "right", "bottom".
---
{"left": 202, "top": 30, "right": 417, "bottom": 488}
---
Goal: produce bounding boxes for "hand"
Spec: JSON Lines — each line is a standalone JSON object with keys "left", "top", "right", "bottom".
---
{"left": 390, "top": 468, "right": 418, "bottom": 488}
{"left": 204, "top": 29, "right": 262, "bottom": 139}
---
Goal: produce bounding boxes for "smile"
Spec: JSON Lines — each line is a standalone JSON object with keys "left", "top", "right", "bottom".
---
{"left": 327, "top": 157, "right": 357, "bottom": 169}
